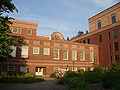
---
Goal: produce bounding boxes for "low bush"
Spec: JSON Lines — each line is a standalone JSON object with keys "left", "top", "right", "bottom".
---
{"left": 50, "top": 73, "right": 56, "bottom": 78}
{"left": 0, "top": 72, "right": 44, "bottom": 83}
{"left": 103, "top": 72, "right": 120, "bottom": 89}
{"left": 0, "top": 76, "right": 44, "bottom": 83}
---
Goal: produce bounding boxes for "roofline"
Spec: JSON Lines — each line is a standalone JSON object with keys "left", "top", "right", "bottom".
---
{"left": 88, "top": 2, "right": 120, "bottom": 20}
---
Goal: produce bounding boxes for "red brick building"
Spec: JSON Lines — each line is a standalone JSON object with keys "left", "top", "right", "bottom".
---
{"left": 71, "top": 3, "right": 120, "bottom": 68}
{"left": 0, "top": 20, "right": 99, "bottom": 76}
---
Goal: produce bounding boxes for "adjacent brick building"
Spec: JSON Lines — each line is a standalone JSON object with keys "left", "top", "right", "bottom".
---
{"left": 0, "top": 20, "right": 99, "bottom": 76}
{"left": 71, "top": 2, "right": 120, "bottom": 67}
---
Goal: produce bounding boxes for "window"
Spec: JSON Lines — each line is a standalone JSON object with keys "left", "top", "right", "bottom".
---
{"left": 109, "top": 56, "right": 112, "bottom": 64}
{"left": 111, "top": 13, "right": 116, "bottom": 24}
{"left": 7, "top": 66, "right": 15, "bottom": 71}
{"left": 72, "top": 67, "right": 77, "bottom": 71}
{"left": 72, "top": 50, "right": 77, "bottom": 60}
{"left": 108, "top": 32, "right": 111, "bottom": 40}
{"left": 97, "top": 20, "right": 101, "bottom": 29}
{"left": 109, "top": 43, "right": 112, "bottom": 52}
{"left": 98, "top": 34, "right": 102, "bottom": 42}
{"left": 80, "top": 67, "right": 85, "bottom": 71}
{"left": 90, "top": 52, "right": 94, "bottom": 63}
{"left": 21, "top": 46, "right": 28, "bottom": 58}
{"left": 87, "top": 39, "right": 90, "bottom": 44}
{"left": 80, "top": 51, "right": 85, "bottom": 61}
{"left": 11, "top": 46, "right": 16, "bottom": 57}
{"left": 113, "top": 30, "right": 118, "bottom": 39}
{"left": 33, "top": 47, "right": 40, "bottom": 54}
{"left": 11, "top": 28, "right": 21, "bottom": 34}
{"left": 115, "top": 55, "right": 120, "bottom": 62}
{"left": 27, "top": 30, "right": 32, "bottom": 35}
{"left": 44, "top": 48, "right": 50, "bottom": 55}
{"left": 83, "top": 40, "right": 86, "bottom": 43}
{"left": 20, "top": 66, "right": 27, "bottom": 73}
{"left": 53, "top": 49, "right": 59, "bottom": 59}
{"left": 114, "top": 42, "right": 119, "bottom": 51}
{"left": 63, "top": 50, "right": 68, "bottom": 60}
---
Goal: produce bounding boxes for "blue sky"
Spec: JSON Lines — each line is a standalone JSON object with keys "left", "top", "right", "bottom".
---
{"left": 8, "top": 0, "right": 119, "bottom": 39}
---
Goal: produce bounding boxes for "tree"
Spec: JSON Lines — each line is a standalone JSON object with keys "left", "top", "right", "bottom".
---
{"left": 0, "top": 0, "right": 21, "bottom": 62}
{"left": 66, "top": 37, "right": 69, "bottom": 41}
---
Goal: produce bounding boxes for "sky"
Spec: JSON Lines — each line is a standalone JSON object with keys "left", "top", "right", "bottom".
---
{"left": 7, "top": 0, "right": 119, "bottom": 39}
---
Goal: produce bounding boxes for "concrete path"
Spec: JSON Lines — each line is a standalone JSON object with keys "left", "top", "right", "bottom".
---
{"left": 0, "top": 78, "right": 68, "bottom": 90}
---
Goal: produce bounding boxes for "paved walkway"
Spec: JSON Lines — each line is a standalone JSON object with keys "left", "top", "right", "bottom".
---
{"left": 0, "top": 78, "right": 68, "bottom": 90}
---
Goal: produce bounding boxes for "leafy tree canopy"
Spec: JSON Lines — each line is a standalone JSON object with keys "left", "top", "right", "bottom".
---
{"left": 0, "top": 0, "right": 21, "bottom": 62}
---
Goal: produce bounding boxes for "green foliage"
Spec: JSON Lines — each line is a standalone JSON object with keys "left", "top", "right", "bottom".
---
{"left": 64, "top": 72, "right": 78, "bottom": 78}
{"left": 84, "top": 72, "right": 104, "bottom": 84}
{"left": 50, "top": 73, "right": 56, "bottom": 78}
{"left": 0, "top": 0, "right": 22, "bottom": 62}
{"left": 109, "top": 62, "right": 120, "bottom": 72}
{"left": 0, "top": 72, "right": 44, "bottom": 83}
{"left": 93, "top": 66, "right": 105, "bottom": 73}
{"left": 103, "top": 72, "right": 120, "bottom": 89}
{"left": 0, "top": 0, "right": 18, "bottom": 15}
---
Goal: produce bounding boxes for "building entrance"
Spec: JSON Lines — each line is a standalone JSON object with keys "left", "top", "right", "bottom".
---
{"left": 35, "top": 67, "right": 43, "bottom": 76}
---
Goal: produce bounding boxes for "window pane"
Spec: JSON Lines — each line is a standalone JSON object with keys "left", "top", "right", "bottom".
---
{"left": 114, "top": 42, "right": 119, "bottom": 51}
{"left": 44, "top": 48, "right": 50, "bottom": 55}
{"left": 90, "top": 52, "right": 94, "bottom": 63}
{"left": 108, "top": 32, "right": 111, "bottom": 40}
{"left": 97, "top": 20, "right": 101, "bottom": 29}
{"left": 72, "top": 50, "right": 77, "bottom": 60}
{"left": 21, "top": 46, "right": 28, "bottom": 58}
{"left": 111, "top": 13, "right": 116, "bottom": 24}
{"left": 27, "top": 30, "right": 32, "bottom": 35}
{"left": 113, "top": 30, "right": 118, "bottom": 39}
{"left": 63, "top": 50, "right": 68, "bottom": 60}
{"left": 33, "top": 47, "right": 39, "bottom": 54}
{"left": 98, "top": 34, "right": 102, "bottom": 42}
{"left": 80, "top": 51, "right": 85, "bottom": 61}
{"left": 53, "top": 49, "right": 59, "bottom": 59}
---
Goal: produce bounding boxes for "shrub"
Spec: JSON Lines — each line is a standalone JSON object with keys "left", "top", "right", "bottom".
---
{"left": 84, "top": 72, "right": 104, "bottom": 84}
{"left": 93, "top": 66, "right": 105, "bottom": 73}
{"left": 109, "top": 62, "right": 120, "bottom": 72}
{"left": 103, "top": 72, "right": 120, "bottom": 89}
{"left": 65, "top": 72, "right": 78, "bottom": 78}
{"left": 50, "top": 73, "right": 56, "bottom": 78}
{"left": 24, "top": 72, "right": 35, "bottom": 77}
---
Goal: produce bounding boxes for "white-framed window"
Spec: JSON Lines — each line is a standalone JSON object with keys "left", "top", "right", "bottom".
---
{"left": 33, "top": 47, "right": 40, "bottom": 54}
{"left": 72, "top": 50, "right": 77, "bottom": 60}
{"left": 20, "top": 66, "right": 27, "bottom": 73}
{"left": 44, "top": 48, "right": 50, "bottom": 55}
{"left": 80, "top": 51, "right": 85, "bottom": 61}
{"left": 63, "top": 50, "right": 68, "bottom": 60}
{"left": 7, "top": 66, "right": 16, "bottom": 71}
{"left": 90, "top": 67, "right": 94, "bottom": 71}
{"left": 53, "top": 49, "right": 59, "bottom": 59}
{"left": 11, "top": 28, "right": 21, "bottom": 34}
{"left": 27, "top": 30, "right": 32, "bottom": 35}
{"left": 90, "top": 51, "right": 94, "bottom": 63}
{"left": 21, "top": 46, "right": 28, "bottom": 58}
{"left": 64, "top": 67, "right": 69, "bottom": 71}
{"left": 72, "top": 67, "right": 77, "bottom": 71}
{"left": 80, "top": 67, "right": 85, "bottom": 71}
{"left": 11, "top": 46, "right": 17, "bottom": 57}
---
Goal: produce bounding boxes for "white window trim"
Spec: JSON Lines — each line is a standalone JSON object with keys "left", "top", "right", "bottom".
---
{"left": 80, "top": 51, "right": 85, "bottom": 61}
{"left": 27, "top": 30, "right": 32, "bottom": 35}
{"left": 33, "top": 47, "right": 40, "bottom": 54}
{"left": 63, "top": 50, "right": 68, "bottom": 60}
{"left": 20, "top": 66, "right": 27, "bottom": 73}
{"left": 44, "top": 48, "right": 50, "bottom": 55}
{"left": 53, "top": 49, "right": 60, "bottom": 59}
{"left": 72, "top": 67, "right": 77, "bottom": 71}
{"left": 21, "top": 46, "right": 29, "bottom": 58}
{"left": 80, "top": 67, "right": 85, "bottom": 71}
{"left": 7, "top": 66, "right": 15, "bottom": 71}
{"left": 72, "top": 50, "right": 77, "bottom": 60}
{"left": 90, "top": 52, "right": 94, "bottom": 63}
{"left": 11, "top": 46, "right": 17, "bottom": 57}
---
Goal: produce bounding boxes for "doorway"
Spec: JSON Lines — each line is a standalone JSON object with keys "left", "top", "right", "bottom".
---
{"left": 35, "top": 67, "right": 43, "bottom": 76}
